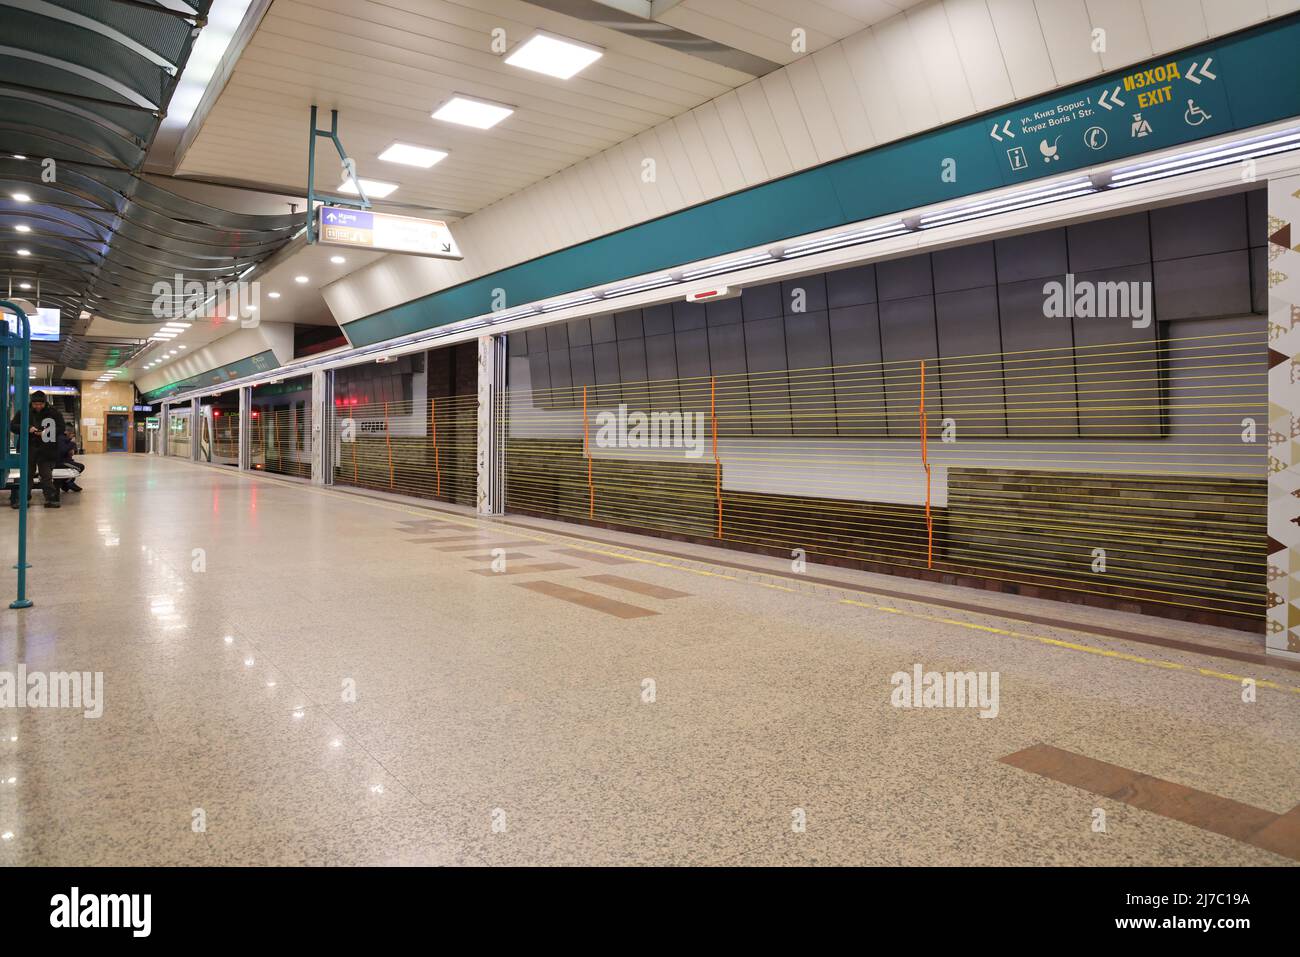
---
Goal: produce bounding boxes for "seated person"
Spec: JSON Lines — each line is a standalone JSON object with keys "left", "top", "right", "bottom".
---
{"left": 57, "top": 424, "right": 84, "bottom": 493}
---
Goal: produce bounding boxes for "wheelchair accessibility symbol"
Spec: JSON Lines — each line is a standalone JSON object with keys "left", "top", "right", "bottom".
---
{"left": 1184, "top": 99, "right": 1212, "bottom": 126}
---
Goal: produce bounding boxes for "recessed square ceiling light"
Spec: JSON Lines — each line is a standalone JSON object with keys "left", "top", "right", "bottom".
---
{"left": 379, "top": 143, "right": 448, "bottom": 168}
{"left": 431, "top": 94, "right": 514, "bottom": 129}
{"left": 337, "top": 177, "right": 398, "bottom": 199}
{"left": 505, "top": 31, "right": 603, "bottom": 79}
{"left": 268, "top": 291, "right": 281, "bottom": 299}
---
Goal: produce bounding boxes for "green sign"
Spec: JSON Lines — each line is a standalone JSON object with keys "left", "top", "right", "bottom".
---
{"left": 142, "top": 349, "right": 280, "bottom": 402}
{"left": 109, "top": 405, "right": 128, "bottom": 412}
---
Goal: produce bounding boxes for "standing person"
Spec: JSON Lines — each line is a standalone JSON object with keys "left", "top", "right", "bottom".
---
{"left": 8, "top": 390, "right": 64, "bottom": 508}
{"left": 57, "top": 423, "right": 85, "bottom": 493}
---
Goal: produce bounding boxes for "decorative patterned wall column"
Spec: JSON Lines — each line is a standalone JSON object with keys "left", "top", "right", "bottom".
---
{"left": 310, "top": 368, "right": 327, "bottom": 485}
{"left": 1266, "top": 173, "right": 1300, "bottom": 659}
{"left": 476, "top": 334, "right": 505, "bottom": 515}
{"left": 237, "top": 387, "right": 250, "bottom": 471}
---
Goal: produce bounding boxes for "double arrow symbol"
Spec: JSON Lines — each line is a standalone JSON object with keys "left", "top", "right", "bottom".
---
{"left": 988, "top": 119, "right": 1015, "bottom": 142}
{"left": 1097, "top": 85, "right": 1126, "bottom": 110}
{"left": 1186, "top": 57, "right": 1217, "bottom": 84}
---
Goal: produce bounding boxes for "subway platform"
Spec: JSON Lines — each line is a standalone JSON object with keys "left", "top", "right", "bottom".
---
{"left": 1, "top": 455, "right": 1295, "bottom": 867}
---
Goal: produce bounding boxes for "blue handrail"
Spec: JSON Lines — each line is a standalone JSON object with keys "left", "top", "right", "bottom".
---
{"left": 0, "top": 300, "right": 32, "bottom": 608}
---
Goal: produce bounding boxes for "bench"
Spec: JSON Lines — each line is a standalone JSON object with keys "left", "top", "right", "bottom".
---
{"left": 6, "top": 467, "right": 79, "bottom": 484}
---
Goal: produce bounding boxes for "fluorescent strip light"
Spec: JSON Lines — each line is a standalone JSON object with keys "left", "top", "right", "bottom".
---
{"left": 505, "top": 32, "right": 603, "bottom": 80}
{"left": 338, "top": 178, "right": 399, "bottom": 199}
{"left": 1112, "top": 142, "right": 1300, "bottom": 187}
{"left": 681, "top": 252, "right": 773, "bottom": 281}
{"left": 1111, "top": 129, "right": 1300, "bottom": 183}
{"left": 601, "top": 276, "right": 677, "bottom": 297}
{"left": 920, "top": 186, "right": 1097, "bottom": 229}
{"left": 378, "top": 143, "right": 448, "bottom": 168}
{"left": 541, "top": 294, "right": 600, "bottom": 312}
{"left": 490, "top": 307, "right": 538, "bottom": 323}
{"left": 432, "top": 95, "right": 514, "bottom": 130}
{"left": 780, "top": 221, "right": 909, "bottom": 257}
{"left": 919, "top": 177, "right": 1092, "bottom": 226}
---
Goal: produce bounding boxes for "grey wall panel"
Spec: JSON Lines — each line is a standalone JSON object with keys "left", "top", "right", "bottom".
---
{"left": 784, "top": 310, "right": 834, "bottom": 435}
{"left": 828, "top": 303, "right": 885, "bottom": 436}
{"left": 1070, "top": 263, "right": 1160, "bottom": 437}
{"left": 614, "top": 310, "right": 644, "bottom": 340}
{"left": 644, "top": 332, "right": 681, "bottom": 411}
{"left": 591, "top": 314, "right": 617, "bottom": 343}
{"left": 998, "top": 275, "right": 1078, "bottom": 437}
{"left": 616, "top": 337, "right": 650, "bottom": 410}
{"left": 643, "top": 303, "right": 674, "bottom": 336}
{"left": 934, "top": 285, "right": 1006, "bottom": 437}
{"left": 995, "top": 228, "right": 1068, "bottom": 282}
{"left": 742, "top": 315, "right": 791, "bottom": 435}
{"left": 827, "top": 263, "right": 877, "bottom": 308}
{"left": 932, "top": 242, "right": 995, "bottom": 294}
{"left": 1067, "top": 212, "right": 1150, "bottom": 271}
{"left": 546, "top": 323, "right": 569, "bottom": 351}
{"left": 593, "top": 340, "right": 622, "bottom": 405}
{"left": 741, "top": 283, "right": 782, "bottom": 321}
{"left": 879, "top": 294, "right": 938, "bottom": 436}
{"left": 547, "top": 349, "right": 574, "bottom": 407}
{"left": 675, "top": 326, "right": 712, "bottom": 418}
{"left": 877, "top": 254, "right": 934, "bottom": 301}
{"left": 782, "top": 274, "right": 828, "bottom": 314}
{"left": 707, "top": 322, "right": 751, "bottom": 434}
{"left": 1150, "top": 193, "right": 1248, "bottom": 260}
{"left": 528, "top": 352, "right": 552, "bottom": 404}
{"left": 673, "top": 300, "right": 707, "bottom": 331}
{"left": 706, "top": 296, "right": 745, "bottom": 327}
{"left": 569, "top": 344, "right": 596, "bottom": 392}
{"left": 566, "top": 317, "right": 592, "bottom": 348}
{"left": 1154, "top": 250, "right": 1252, "bottom": 320}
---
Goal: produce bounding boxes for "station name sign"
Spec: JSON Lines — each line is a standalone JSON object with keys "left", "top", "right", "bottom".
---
{"left": 317, "top": 206, "right": 463, "bottom": 260}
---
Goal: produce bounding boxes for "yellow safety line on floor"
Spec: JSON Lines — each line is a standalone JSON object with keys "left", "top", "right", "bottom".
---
{"left": 840, "top": 598, "right": 1300, "bottom": 695}
{"left": 240, "top": 466, "right": 1299, "bottom": 694}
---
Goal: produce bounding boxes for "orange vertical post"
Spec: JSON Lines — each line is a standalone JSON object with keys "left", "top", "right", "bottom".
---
{"left": 921, "top": 360, "right": 932, "bottom": 569}
{"left": 583, "top": 385, "right": 594, "bottom": 519}
{"left": 431, "top": 397, "right": 441, "bottom": 497}
{"left": 383, "top": 400, "right": 394, "bottom": 489}
{"left": 712, "top": 375, "right": 722, "bottom": 539}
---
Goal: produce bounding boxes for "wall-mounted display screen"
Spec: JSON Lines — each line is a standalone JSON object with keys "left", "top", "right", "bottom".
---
{"left": 31, "top": 307, "right": 60, "bottom": 342}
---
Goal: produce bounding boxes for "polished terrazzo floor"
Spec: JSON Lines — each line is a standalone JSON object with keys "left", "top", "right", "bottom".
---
{"left": 0, "top": 455, "right": 1296, "bottom": 866}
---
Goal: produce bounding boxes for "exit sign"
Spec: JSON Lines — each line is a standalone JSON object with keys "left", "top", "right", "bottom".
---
{"left": 109, "top": 405, "right": 129, "bottom": 412}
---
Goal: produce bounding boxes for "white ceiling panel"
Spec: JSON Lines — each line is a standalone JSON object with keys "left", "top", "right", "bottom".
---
{"left": 760, "top": 70, "right": 821, "bottom": 172}
{"left": 1200, "top": 0, "right": 1270, "bottom": 37}
{"left": 986, "top": 0, "right": 1058, "bottom": 98}
{"left": 783, "top": 55, "right": 847, "bottom": 163}
{"left": 1033, "top": 0, "right": 1104, "bottom": 85}
{"left": 905, "top": 0, "right": 976, "bottom": 123}
{"left": 1083, "top": 0, "right": 1154, "bottom": 73}
{"left": 1139, "top": 0, "right": 1209, "bottom": 55}
{"left": 943, "top": 0, "right": 1015, "bottom": 110}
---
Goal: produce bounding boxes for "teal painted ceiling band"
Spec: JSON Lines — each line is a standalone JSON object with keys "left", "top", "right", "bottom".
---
{"left": 144, "top": 349, "right": 279, "bottom": 402}
{"left": 339, "top": 14, "right": 1297, "bottom": 349}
